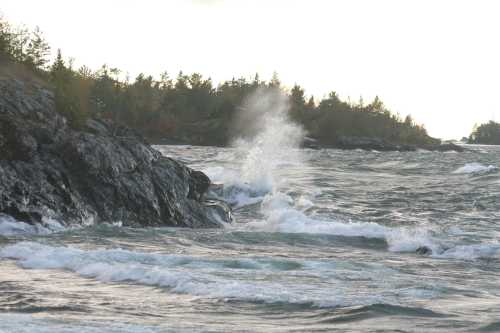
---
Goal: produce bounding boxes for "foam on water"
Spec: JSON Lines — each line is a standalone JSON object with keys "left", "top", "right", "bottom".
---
{"left": 437, "top": 243, "right": 500, "bottom": 260}
{"left": 0, "top": 313, "right": 167, "bottom": 333}
{"left": 242, "top": 190, "right": 445, "bottom": 254}
{"left": 453, "top": 162, "right": 498, "bottom": 174}
{"left": 205, "top": 88, "right": 304, "bottom": 208}
{"left": 211, "top": 87, "right": 449, "bottom": 255}
{"left": 0, "top": 241, "right": 396, "bottom": 308}
{"left": 0, "top": 214, "right": 66, "bottom": 237}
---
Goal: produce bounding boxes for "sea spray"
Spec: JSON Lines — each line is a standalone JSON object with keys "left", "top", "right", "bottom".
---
{"left": 229, "top": 89, "right": 393, "bottom": 239}
{"left": 216, "top": 89, "right": 445, "bottom": 254}
{"left": 204, "top": 88, "right": 307, "bottom": 207}
{"left": 232, "top": 87, "right": 305, "bottom": 193}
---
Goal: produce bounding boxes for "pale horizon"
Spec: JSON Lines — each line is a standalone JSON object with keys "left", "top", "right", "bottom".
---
{"left": 2, "top": 0, "right": 499, "bottom": 139}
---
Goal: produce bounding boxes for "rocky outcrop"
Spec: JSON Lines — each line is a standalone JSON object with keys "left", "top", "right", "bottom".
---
{"left": 0, "top": 72, "right": 231, "bottom": 228}
{"left": 302, "top": 136, "right": 465, "bottom": 152}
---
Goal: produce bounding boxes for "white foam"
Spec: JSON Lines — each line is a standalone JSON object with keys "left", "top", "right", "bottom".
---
{"left": 207, "top": 87, "right": 476, "bottom": 258}
{"left": 238, "top": 190, "right": 444, "bottom": 255}
{"left": 0, "top": 313, "right": 167, "bottom": 333}
{"left": 297, "top": 195, "right": 314, "bottom": 211}
{"left": 436, "top": 243, "right": 500, "bottom": 260}
{"left": 230, "top": 89, "right": 304, "bottom": 196}
{"left": 453, "top": 163, "right": 497, "bottom": 174}
{"left": 209, "top": 88, "right": 444, "bottom": 253}
{"left": 203, "top": 90, "right": 306, "bottom": 210}
{"left": 0, "top": 214, "right": 66, "bottom": 236}
{"left": 0, "top": 242, "right": 380, "bottom": 307}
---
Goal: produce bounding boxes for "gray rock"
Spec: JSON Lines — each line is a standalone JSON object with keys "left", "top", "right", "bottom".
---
{"left": 416, "top": 246, "right": 433, "bottom": 255}
{"left": 0, "top": 73, "right": 231, "bottom": 228}
{"left": 319, "top": 135, "right": 466, "bottom": 152}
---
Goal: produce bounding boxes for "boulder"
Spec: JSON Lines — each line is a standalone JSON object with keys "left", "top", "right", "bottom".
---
{"left": 0, "top": 71, "right": 231, "bottom": 228}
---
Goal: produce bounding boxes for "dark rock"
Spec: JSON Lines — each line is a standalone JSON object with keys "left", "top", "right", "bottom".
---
{"left": 0, "top": 70, "right": 231, "bottom": 228}
{"left": 336, "top": 136, "right": 411, "bottom": 151}
{"left": 189, "top": 170, "right": 211, "bottom": 201}
{"left": 420, "top": 143, "right": 465, "bottom": 152}
{"left": 203, "top": 199, "right": 233, "bottom": 224}
{"left": 416, "top": 246, "right": 433, "bottom": 255}
{"left": 306, "top": 135, "right": 466, "bottom": 152}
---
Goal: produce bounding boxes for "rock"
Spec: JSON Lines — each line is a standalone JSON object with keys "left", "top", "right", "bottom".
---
{"left": 336, "top": 136, "right": 410, "bottom": 151}
{"left": 420, "top": 143, "right": 465, "bottom": 152}
{"left": 0, "top": 68, "right": 231, "bottom": 229}
{"left": 306, "top": 135, "right": 466, "bottom": 152}
{"left": 203, "top": 199, "right": 233, "bottom": 224}
{"left": 416, "top": 246, "right": 433, "bottom": 255}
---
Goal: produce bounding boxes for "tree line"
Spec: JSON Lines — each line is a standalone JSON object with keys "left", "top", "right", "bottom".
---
{"left": 468, "top": 121, "right": 500, "bottom": 145}
{"left": 1, "top": 16, "right": 439, "bottom": 146}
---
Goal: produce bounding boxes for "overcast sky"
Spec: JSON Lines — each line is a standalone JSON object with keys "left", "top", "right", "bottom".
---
{"left": 2, "top": 0, "right": 499, "bottom": 139}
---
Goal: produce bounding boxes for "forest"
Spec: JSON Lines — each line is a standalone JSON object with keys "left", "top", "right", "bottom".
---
{"left": 468, "top": 121, "right": 500, "bottom": 145}
{"left": 1, "top": 17, "right": 439, "bottom": 147}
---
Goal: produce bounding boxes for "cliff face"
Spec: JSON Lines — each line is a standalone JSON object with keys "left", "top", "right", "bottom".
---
{"left": 0, "top": 68, "right": 231, "bottom": 228}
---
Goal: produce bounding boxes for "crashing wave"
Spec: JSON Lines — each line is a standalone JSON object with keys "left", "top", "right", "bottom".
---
{"left": 0, "top": 214, "right": 66, "bottom": 237}
{"left": 0, "top": 241, "right": 437, "bottom": 307}
{"left": 453, "top": 163, "right": 497, "bottom": 174}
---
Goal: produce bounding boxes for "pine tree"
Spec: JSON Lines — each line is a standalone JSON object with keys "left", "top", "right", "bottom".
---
{"left": 25, "top": 26, "right": 50, "bottom": 69}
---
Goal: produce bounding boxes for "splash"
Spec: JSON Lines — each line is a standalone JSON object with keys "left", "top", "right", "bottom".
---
{"left": 206, "top": 88, "right": 305, "bottom": 206}
{"left": 209, "top": 88, "right": 452, "bottom": 256}
{"left": 232, "top": 87, "right": 305, "bottom": 193}
{"left": 0, "top": 214, "right": 66, "bottom": 237}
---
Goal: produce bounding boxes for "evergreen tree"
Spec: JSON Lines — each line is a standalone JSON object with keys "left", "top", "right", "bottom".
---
{"left": 50, "top": 49, "right": 87, "bottom": 128}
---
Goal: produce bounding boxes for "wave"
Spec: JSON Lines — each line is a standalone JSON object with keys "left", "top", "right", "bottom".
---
{"left": 203, "top": 88, "right": 499, "bottom": 263}
{"left": 453, "top": 163, "right": 498, "bottom": 175}
{"left": 318, "top": 303, "right": 448, "bottom": 324}
{"left": 217, "top": 183, "right": 498, "bottom": 260}
{"left": 0, "top": 214, "right": 66, "bottom": 237}
{"left": 0, "top": 313, "right": 170, "bottom": 333}
{"left": 242, "top": 191, "right": 445, "bottom": 254}
{"left": 480, "top": 320, "right": 500, "bottom": 332}
{"left": 436, "top": 243, "right": 500, "bottom": 260}
{"left": 207, "top": 144, "right": 493, "bottom": 259}
{"left": 0, "top": 241, "right": 412, "bottom": 308}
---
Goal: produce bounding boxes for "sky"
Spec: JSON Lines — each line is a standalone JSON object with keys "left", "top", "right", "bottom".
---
{"left": 2, "top": 0, "right": 499, "bottom": 139}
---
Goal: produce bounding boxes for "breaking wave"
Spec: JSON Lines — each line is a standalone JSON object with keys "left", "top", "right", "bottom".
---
{"left": 0, "top": 214, "right": 66, "bottom": 237}
{"left": 0, "top": 241, "right": 398, "bottom": 308}
{"left": 453, "top": 163, "right": 498, "bottom": 174}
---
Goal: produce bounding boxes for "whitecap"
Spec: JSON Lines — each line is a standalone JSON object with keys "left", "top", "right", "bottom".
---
{"left": 243, "top": 191, "right": 442, "bottom": 254}
{"left": 452, "top": 163, "right": 497, "bottom": 174}
{"left": 435, "top": 243, "right": 500, "bottom": 260}
{"left": 0, "top": 214, "right": 65, "bottom": 237}
{"left": 0, "top": 241, "right": 389, "bottom": 308}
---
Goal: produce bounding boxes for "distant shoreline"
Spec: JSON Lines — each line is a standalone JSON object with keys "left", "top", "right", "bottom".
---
{"left": 149, "top": 136, "right": 467, "bottom": 152}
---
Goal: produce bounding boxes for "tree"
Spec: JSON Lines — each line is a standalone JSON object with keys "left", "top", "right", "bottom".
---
{"left": 368, "top": 96, "right": 385, "bottom": 113}
{"left": 50, "top": 49, "right": 87, "bottom": 128}
{"left": 269, "top": 71, "right": 280, "bottom": 87}
{"left": 469, "top": 121, "right": 500, "bottom": 144}
{"left": 0, "top": 15, "right": 441, "bottom": 147}
{"left": 0, "top": 17, "right": 13, "bottom": 56}
{"left": 25, "top": 26, "right": 50, "bottom": 69}
{"left": 289, "top": 84, "right": 306, "bottom": 121}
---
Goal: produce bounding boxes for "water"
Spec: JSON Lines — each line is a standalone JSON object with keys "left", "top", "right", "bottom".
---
{"left": 1, "top": 143, "right": 500, "bottom": 332}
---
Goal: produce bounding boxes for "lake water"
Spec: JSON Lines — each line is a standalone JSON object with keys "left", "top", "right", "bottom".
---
{"left": 1, "top": 144, "right": 500, "bottom": 332}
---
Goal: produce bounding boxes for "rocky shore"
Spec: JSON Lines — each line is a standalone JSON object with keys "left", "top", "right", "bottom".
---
{"left": 0, "top": 69, "right": 231, "bottom": 229}
{"left": 302, "top": 135, "right": 465, "bottom": 152}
